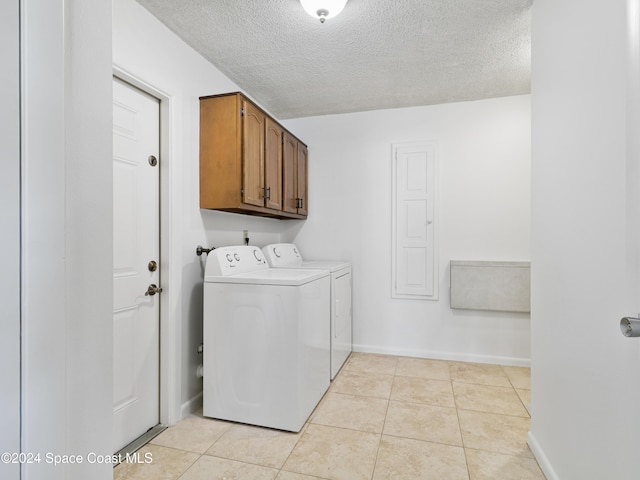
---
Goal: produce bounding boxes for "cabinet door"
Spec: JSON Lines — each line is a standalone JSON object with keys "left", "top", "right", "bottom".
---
{"left": 242, "top": 99, "right": 265, "bottom": 207}
{"left": 296, "top": 143, "right": 308, "bottom": 216}
{"left": 264, "top": 118, "right": 283, "bottom": 210}
{"left": 282, "top": 131, "right": 298, "bottom": 214}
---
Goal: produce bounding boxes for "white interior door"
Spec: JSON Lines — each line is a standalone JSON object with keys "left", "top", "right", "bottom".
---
{"left": 112, "top": 77, "right": 161, "bottom": 452}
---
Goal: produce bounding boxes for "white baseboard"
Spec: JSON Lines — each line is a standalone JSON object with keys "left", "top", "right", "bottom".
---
{"left": 527, "top": 431, "right": 559, "bottom": 480}
{"left": 182, "top": 347, "right": 530, "bottom": 424}
{"left": 352, "top": 343, "right": 531, "bottom": 367}
{"left": 180, "top": 392, "right": 203, "bottom": 420}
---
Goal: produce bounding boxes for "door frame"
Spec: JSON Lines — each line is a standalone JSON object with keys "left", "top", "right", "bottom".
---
{"left": 1, "top": 1, "right": 21, "bottom": 478}
{"left": 113, "top": 66, "right": 180, "bottom": 426}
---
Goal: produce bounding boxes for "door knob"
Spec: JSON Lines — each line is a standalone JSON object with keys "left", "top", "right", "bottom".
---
{"left": 145, "top": 284, "right": 163, "bottom": 296}
{"left": 620, "top": 317, "right": 640, "bottom": 337}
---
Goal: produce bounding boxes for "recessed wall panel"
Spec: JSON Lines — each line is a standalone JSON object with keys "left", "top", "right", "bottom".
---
{"left": 392, "top": 142, "right": 437, "bottom": 300}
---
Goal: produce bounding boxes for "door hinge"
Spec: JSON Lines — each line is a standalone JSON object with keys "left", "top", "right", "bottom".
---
{"left": 241, "top": 186, "right": 244, "bottom": 196}
{"left": 241, "top": 106, "right": 245, "bottom": 116}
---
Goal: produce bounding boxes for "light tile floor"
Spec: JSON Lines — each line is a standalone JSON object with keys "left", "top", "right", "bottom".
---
{"left": 114, "top": 353, "right": 545, "bottom": 480}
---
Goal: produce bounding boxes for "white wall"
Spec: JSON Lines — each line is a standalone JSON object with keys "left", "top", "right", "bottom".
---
{"left": 284, "top": 95, "right": 532, "bottom": 365}
{"left": 20, "top": 0, "right": 113, "bottom": 479}
{"left": 114, "top": 0, "right": 532, "bottom": 422}
{"left": 113, "top": 0, "right": 287, "bottom": 418}
{"left": 530, "top": 1, "right": 640, "bottom": 479}
{"left": 0, "top": 1, "right": 21, "bottom": 479}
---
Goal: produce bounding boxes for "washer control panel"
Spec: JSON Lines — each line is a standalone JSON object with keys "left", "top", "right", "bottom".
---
{"left": 205, "top": 246, "right": 268, "bottom": 277}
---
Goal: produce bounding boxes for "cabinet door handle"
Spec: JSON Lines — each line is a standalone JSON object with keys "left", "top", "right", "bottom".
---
{"left": 266, "top": 186, "right": 271, "bottom": 200}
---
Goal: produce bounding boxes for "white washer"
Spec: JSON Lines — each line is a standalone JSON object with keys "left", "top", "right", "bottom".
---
{"left": 262, "top": 243, "right": 352, "bottom": 379}
{"left": 203, "top": 245, "right": 330, "bottom": 432}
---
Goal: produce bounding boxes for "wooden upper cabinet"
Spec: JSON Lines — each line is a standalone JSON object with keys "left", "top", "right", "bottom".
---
{"left": 241, "top": 99, "right": 265, "bottom": 208}
{"left": 296, "top": 143, "right": 308, "bottom": 216}
{"left": 283, "top": 131, "right": 308, "bottom": 216}
{"left": 264, "top": 117, "right": 283, "bottom": 211}
{"left": 282, "top": 131, "right": 298, "bottom": 215}
{"left": 199, "top": 92, "right": 307, "bottom": 219}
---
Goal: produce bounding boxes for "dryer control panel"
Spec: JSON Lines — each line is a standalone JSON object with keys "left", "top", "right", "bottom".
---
{"left": 262, "top": 243, "right": 303, "bottom": 267}
{"left": 205, "top": 246, "right": 269, "bottom": 278}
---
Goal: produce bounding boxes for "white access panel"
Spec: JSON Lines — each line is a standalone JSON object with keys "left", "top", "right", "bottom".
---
{"left": 450, "top": 261, "right": 531, "bottom": 313}
{"left": 392, "top": 141, "right": 438, "bottom": 300}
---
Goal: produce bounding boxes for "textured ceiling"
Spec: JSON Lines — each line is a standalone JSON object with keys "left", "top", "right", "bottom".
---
{"left": 136, "top": 0, "right": 532, "bottom": 119}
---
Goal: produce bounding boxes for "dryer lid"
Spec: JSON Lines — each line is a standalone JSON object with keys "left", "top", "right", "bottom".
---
{"left": 296, "top": 260, "right": 351, "bottom": 273}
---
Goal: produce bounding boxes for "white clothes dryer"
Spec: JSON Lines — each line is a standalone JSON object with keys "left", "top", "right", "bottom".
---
{"left": 262, "top": 243, "right": 352, "bottom": 379}
{"left": 203, "top": 245, "right": 330, "bottom": 432}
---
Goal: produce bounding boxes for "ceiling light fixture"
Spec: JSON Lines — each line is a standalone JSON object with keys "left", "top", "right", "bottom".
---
{"left": 300, "top": 0, "right": 348, "bottom": 23}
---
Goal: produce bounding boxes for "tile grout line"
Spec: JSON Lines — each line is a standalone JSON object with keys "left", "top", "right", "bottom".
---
{"left": 274, "top": 423, "right": 315, "bottom": 478}
{"left": 277, "top": 353, "right": 356, "bottom": 480}
{"left": 175, "top": 455, "right": 199, "bottom": 480}
{"left": 170, "top": 446, "right": 201, "bottom": 480}
{"left": 368, "top": 356, "right": 398, "bottom": 480}
{"left": 450, "top": 363, "right": 473, "bottom": 480}
{"left": 501, "top": 364, "right": 532, "bottom": 419}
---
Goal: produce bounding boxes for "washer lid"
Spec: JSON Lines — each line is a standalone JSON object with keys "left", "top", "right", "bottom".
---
{"left": 205, "top": 267, "right": 328, "bottom": 286}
